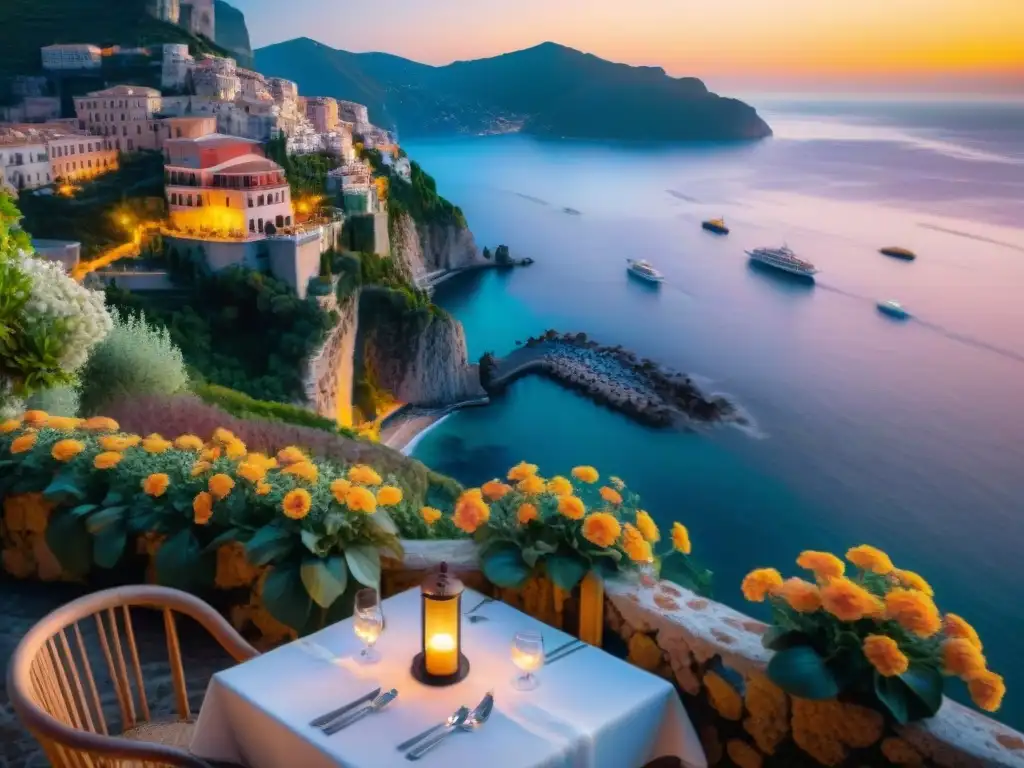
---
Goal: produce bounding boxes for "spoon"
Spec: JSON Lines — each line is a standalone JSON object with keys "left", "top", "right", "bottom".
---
{"left": 407, "top": 691, "right": 494, "bottom": 760}
{"left": 396, "top": 706, "right": 470, "bottom": 752}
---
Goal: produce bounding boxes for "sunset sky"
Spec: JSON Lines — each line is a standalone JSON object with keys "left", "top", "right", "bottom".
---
{"left": 232, "top": 0, "right": 1024, "bottom": 94}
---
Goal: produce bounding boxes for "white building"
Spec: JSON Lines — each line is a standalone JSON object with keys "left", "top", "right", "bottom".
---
{"left": 74, "top": 85, "right": 164, "bottom": 152}
{"left": 47, "top": 131, "right": 118, "bottom": 184}
{"left": 161, "top": 44, "right": 194, "bottom": 90}
{"left": 40, "top": 44, "right": 103, "bottom": 71}
{"left": 237, "top": 68, "right": 271, "bottom": 102}
{"left": 192, "top": 55, "right": 239, "bottom": 101}
{"left": 0, "top": 134, "right": 50, "bottom": 191}
{"left": 269, "top": 78, "right": 300, "bottom": 121}
{"left": 337, "top": 100, "right": 370, "bottom": 134}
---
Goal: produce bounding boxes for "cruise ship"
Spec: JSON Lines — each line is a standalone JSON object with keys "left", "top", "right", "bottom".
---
{"left": 746, "top": 245, "right": 818, "bottom": 278}
{"left": 626, "top": 259, "right": 664, "bottom": 283}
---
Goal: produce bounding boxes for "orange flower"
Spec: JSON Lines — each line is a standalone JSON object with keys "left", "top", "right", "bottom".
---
{"left": 671, "top": 522, "right": 691, "bottom": 555}
{"left": 10, "top": 433, "right": 37, "bottom": 454}
{"left": 452, "top": 490, "right": 490, "bottom": 533}
{"left": 968, "top": 670, "right": 1005, "bottom": 712}
{"left": 256, "top": 481, "right": 272, "bottom": 496}
{"left": 944, "top": 613, "right": 983, "bottom": 650}
{"left": 796, "top": 551, "right": 846, "bottom": 582}
{"left": 376, "top": 486, "right": 403, "bottom": 506}
{"left": 557, "top": 495, "right": 585, "bottom": 520}
{"left": 942, "top": 638, "right": 987, "bottom": 680}
{"left": 46, "top": 416, "right": 82, "bottom": 431}
{"left": 142, "top": 434, "right": 171, "bottom": 454}
{"left": 582, "top": 512, "right": 622, "bottom": 548}
{"left": 82, "top": 417, "right": 119, "bottom": 432}
{"left": 174, "top": 434, "right": 205, "bottom": 451}
{"left": 224, "top": 438, "right": 247, "bottom": 460}
{"left": 93, "top": 452, "right": 123, "bottom": 470}
{"left": 546, "top": 476, "right": 573, "bottom": 496}
{"left": 208, "top": 473, "right": 235, "bottom": 501}
{"left": 571, "top": 465, "right": 599, "bottom": 484}
{"left": 621, "top": 523, "right": 652, "bottom": 563}
{"left": 191, "top": 461, "right": 212, "bottom": 477}
{"left": 193, "top": 492, "right": 214, "bottom": 525}
{"left": 599, "top": 486, "right": 623, "bottom": 505}
{"left": 200, "top": 445, "right": 222, "bottom": 462}
{"left": 51, "top": 439, "right": 84, "bottom": 462}
{"left": 330, "top": 478, "right": 352, "bottom": 503}
{"left": 516, "top": 475, "right": 546, "bottom": 495}
{"left": 821, "top": 578, "right": 883, "bottom": 621}
{"left": 236, "top": 461, "right": 266, "bottom": 483}
{"left": 283, "top": 461, "right": 318, "bottom": 484}
{"left": 506, "top": 461, "right": 538, "bottom": 481}
{"left": 420, "top": 506, "right": 442, "bottom": 525}
{"left": 245, "top": 452, "right": 277, "bottom": 470}
{"left": 99, "top": 435, "right": 139, "bottom": 451}
{"left": 517, "top": 503, "right": 538, "bottom": 525}
{"left": 635, "top": 510, "right": 660, "bottom": 543}
{"left": 846, "top": 545, "right": 894, "bottom": 575}
{"left": 863, "top": 635, "right": 909, "bottom": 677}
{"left": 893, "top": 569, "right": 934, "bottom": 597}
{"left": 23, "top": 410, "right": 49, "bottom": 427}
{"left": 741, "top": 568, "right": 784, "bottom": 602}
{"left": 348, "top": 464, "right": 381, "bottom": 486}
{"left": 346, "top": 486, "right": 377, "bottom": 514}
{"left": 277, "top": 446, "right": 307, "bottom": 465}
{"left": 142, "top": 473, "right": 170, "bottom": 497}
{"left": 0, "top": 418, "right": 22, "bottom": 434}
{"left": 282, "top": 488, "right": 312, "bottom": 520}
{"left": 885, "top": 588, "right": 941, "bottom": 638}
{"left": 778, "top": 577, "right": 822, "bottom": 613}
{"left": 481, "top": 480, "right": 512, "bottom": 501}
{"left": 212, "top": 427, "right": 237, "bottom": 445}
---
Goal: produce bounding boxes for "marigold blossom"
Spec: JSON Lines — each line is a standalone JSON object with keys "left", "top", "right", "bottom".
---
{"left": 99, "top": 435, "right": 139, "bottom": 451}
{"left": 846, "top": 545, "right": 894, "bottom": 575}
{"left": 893, "top": 568, "right": 934, "bottom": 596}
{"left": 142, "top": 434, "right": 171, "bottom": 454}
{"left": 968, "top": 670, "right": 1005, "bottom": 712}
{"left": 348, "top": 464, "right": 381, "bottom": 486}
{"left": 635, "top": 510, "right": 660, "bottom": 543}
{"left": 208, "top": 473, "right": 235, "bottom": 501}
{"left": 571, "top": 465, "right": 599, "bottom": 484}
{"left": 276, "top": 446, "right": 307, "bottom": 465}
{"left": 885, "top": 588, "right": 941, "bottom": 638}
{"left": 546, "top": 476, "right": 573, "bottom": 496}
{"left": 671, "top": 522, "right": 692, "bottom": 555}
{"left": 796, "top": 551, "right": 846, "bottom": 582}
{"left": 346, "top": 486, "right": 377, "bottom": 514}
{"left": 11, "top": 433, "right": 37, "bottom": 454}
{"left": 517, "top": 503, "right": 538, "bottom": 525}
{"left": 376, "top": 486, "right": 403, "bottom": 506}
{"left": 778, "top": 577, "right": 822, "bottom": 613}
{"left": 944, "top": 613, "right": 983, "bottom": 650}
{"left": 621, "top": 523, "right": 652, "bottom": 563}
{"left": 282, "top": 488, "right": 312, "bottom": 520}
{"left": 453, "top": 491, "right": 490, "bottom": 533}
{"left": 582, "top": 512, "right": 622, "bottom": 548}
{"left": 46, "top": 416, "right": 82, "bottom": 431}
{"left": 283, "top": 461, "right": 318, "bottom": 484}
{"left": 481, "top": 480, "right": 512, "bottom": 501}
{"left": 0, "top": 419, "right": 21, "bottom": 434}
{"left": 742, "top": 568, "right": 784, "bottom": 602}
{"left": 557, "top": 495, "right": 585, "bottom": 520}
{"left": 506, "top": 461, "right": 538, "bottom": 482}
{"left": 942, "top": 638, "right": 987, "bottom": 680}
{"left": 82, "top": 417, "right": 119, "bottom": 432}
{"left": 23, "top": 410, "right": 49, "bottom": 426}
{"left": 193, "top": 492, "right": 213, "bottom": 525}
{"left": 51, "top": 439, "right": 84, "bottom": 462}
{"left": 174, "top": 434, "right": 205, "bottom": 451}
{"left": 236, "top": 461, "right": 266, "bottom": 484}
{"left": 516, "top": 474, "right": 546, "bottom": 495}
{"left": 820, "top": 578, "right": 883, "bottom": 621}
{"left": 863, "top": 635, "right": 909, "bottom": 677}
{"left": 330, "top": 478, "right": 351, "bottom": 503}
{"left": 93, "top": 451, "right": 123, "bottom": 470}
{"left": 599, "top": 486, "right": 623, "bottom": 505}
{"left": 142, "top": 473, "right": 170, "bottom": 497}
{"left": 420, "top": 506, "right": 442, "bottom": 525}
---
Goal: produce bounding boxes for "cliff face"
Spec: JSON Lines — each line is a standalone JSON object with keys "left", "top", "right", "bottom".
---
{"left": 390, "top": 210, "right": 483, "bottom": 283}
{"left": 214, "top": 0, "right": 253, "bottom": 68}
{"left": 302, "top": 290, "right": 359, "bottom": 426}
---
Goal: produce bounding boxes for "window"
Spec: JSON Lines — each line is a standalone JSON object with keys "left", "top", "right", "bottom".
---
{"left": 285, "top": 215, "right": 292, "bottom": 226}
{"left": 122, "top": 126, "right": 127, "bottom": 136}
{"left": 115, "top": 139, "right": 120, "bottom": 150}
{"left": 176, "top": 128, "right": 182, "bottom": 138}
{"left": 127, "top": 139, "right": 133, "bottom": 150}
{"left": 248, "top": 197, "right": 253, "bottom": 208}
{"left": 170, "top": 193, "right": 177, "bottom": 205}
{"left": 276, "top": 215, "right": 284, "bottom": 228}
{"left": 70, "top": 145, "right": 75, "bottom": 155}
{"left": 257, "top": 219, "right": 264, "bottom": 232}
{"left": 258, "top": 194, "right": 264, "bottom": 206}
{"left": 137, "top": 125, "right": 142, "bottom": 135}
{"left": 249, "top": 219, "right": 255, "bottom": 232}
{"left": 225, "top": 197, "right": 230, "bottom": 208}
{"left": 187, "top": 194, "right": 193, "bottom": 206}
{"left": 197, "top": 196, "right": 203, "bottom": 207}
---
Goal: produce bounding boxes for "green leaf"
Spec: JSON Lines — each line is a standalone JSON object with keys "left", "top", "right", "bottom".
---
{"left": 102, "top": 490, "right": 124, "bottom": 506}
{"left": 301, "top": 529, "right": 329, "bottom": 556}
{"left": 345, "top": 545, "right": 381, "bottom": 588}
{"left": 368, "top": 508, "right": 398, "bottom": 536}
{"left": 85, "top": 506, "right": 127, "bottom": 534}
{"left": 203, "top": 527, "right": 243, "bottom": 553}
{"left": 661, "top": 553, "right": 714, "bottom": 597}
{"left": 92, "top": 523, "right": 127, "bottom": 569}
{"left": 262, "top": 562, "right": 312, "bottom": 632}
{"left": 45, "top": 510, "right": 92, "bottom": 578}
{"left": 70, "top": 504, "right": 98, "bottom": 518}
{"left": 546, "top": 553, "right": 588, "bottom": 591}
{"left": 43, "top": 473, "right": 84, "bottom": 502}
{"left": 521, "top": 546, "right": 542, "bottom": 569}
{"left": 481, "top": 546, "right": 531, "bottom": 589}
{"left": 767, "top": 646, "right": 840, "bottom": 700}
{"left": 875, "top": 673, "right": 910, "bottom": 724}
{"left": 762, "top": 627, "right": 810, "bottom": 652}
{"left": 245, "top": 523, "right": 295, "bottom": 566}
{"left": 300, "top": 556, "right": 349, "bottom": 609}
{"left": 155, "top": 529, "right": 214, "bottom": 592}
{"left": 899, "top": 665, "right": 944, "bottom": 721}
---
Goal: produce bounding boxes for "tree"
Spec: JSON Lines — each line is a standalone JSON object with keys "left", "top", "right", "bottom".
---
{"left": 482, "top": 246, "right": 492, "bottom": 260}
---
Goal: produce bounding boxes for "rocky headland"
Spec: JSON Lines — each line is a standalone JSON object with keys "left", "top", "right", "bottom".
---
{"left": 482, "top": 331, "right": 741, "bottom": 429}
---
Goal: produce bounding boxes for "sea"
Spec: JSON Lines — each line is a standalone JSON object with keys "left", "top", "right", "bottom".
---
{"left": 403, "top": 98, "right": 1024, "bottom": 728}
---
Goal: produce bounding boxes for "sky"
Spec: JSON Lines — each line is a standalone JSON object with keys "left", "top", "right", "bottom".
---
{"left": 230, "top": 0, "right": 1024, "bottom": 95}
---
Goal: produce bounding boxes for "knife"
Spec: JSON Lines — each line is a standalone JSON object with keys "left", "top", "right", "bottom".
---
{"left": 310, "top": 687, "right": 382, "bottom": 728}
{"left": 324, "top": 689, "right": 399, "bottom": 736}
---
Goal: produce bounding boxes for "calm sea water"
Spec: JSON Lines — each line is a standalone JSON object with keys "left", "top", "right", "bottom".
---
{"left": 404, "top": 99, "right": 1024, "bottom": 728}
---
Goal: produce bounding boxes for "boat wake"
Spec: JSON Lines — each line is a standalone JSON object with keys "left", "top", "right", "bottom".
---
{"left": 917, "top": 223, "right": 1024, "bottom": 254}
{"left": 713, "top": 391, "right": 767, "bottom": 440}
{"left": 912, "top": 321, "right": 1024, "bottom": 366}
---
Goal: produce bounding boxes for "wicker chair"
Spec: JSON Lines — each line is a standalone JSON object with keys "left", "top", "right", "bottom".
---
{"left": 7, "top": 585, "right": 259, "bottom": 768}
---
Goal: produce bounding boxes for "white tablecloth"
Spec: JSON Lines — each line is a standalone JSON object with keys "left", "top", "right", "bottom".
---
{"left": 190, "top": 587, "right": 706, "bottom": 768}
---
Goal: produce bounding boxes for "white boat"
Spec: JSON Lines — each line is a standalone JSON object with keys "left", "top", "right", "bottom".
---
{"left": 877, "top": 300, "right": 911, "bottom": 319}
{"left": 626, "top": 259, "right": 664, "bottom": 283}
{"left": 746, "top": 245, "right": 818, "bottom": 279}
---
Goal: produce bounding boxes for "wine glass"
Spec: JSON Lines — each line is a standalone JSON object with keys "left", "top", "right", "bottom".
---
{"left": 353, "top": 588, "right": 383, "bottom": 662}
{"left": 511, "top": 631, "right": 544, "bottom": 690}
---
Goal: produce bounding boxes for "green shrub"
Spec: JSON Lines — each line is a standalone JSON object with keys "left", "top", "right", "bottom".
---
{"left": 193, "top": 383, "right": 358, "bottom": 438}
{"left": 26, "top": 385, "right": 80, "bottom": 417}
{"left": 77, "top": 310, "right": 189, "bottom": 415}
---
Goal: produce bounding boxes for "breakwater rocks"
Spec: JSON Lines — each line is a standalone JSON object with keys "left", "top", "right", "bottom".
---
{"left": 482, "top": 331, "right": 741, "bottom": 428}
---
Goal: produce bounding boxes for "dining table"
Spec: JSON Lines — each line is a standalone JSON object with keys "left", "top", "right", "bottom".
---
{"left": 189, "top": 586, "right": 707, "bottom": 768}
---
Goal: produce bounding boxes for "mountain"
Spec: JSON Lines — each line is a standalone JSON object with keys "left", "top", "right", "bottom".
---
{"left": 255, "top": 38, "right": 772, "bottom": 141}
{"left": 214, "top": 0, "right": 253, "bottom": 69}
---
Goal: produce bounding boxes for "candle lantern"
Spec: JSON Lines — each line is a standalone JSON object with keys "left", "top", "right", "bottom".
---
{"left": 411, "top": 562, "right": 470, "bottom": 686}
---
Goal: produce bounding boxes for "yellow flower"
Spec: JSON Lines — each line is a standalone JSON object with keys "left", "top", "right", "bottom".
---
{"left": 23, "top": 410, "right": 49, "bottom": 427}
{"left": 557, "top": 495, "right": 585, "bottom": 520}
{"left": 283, "top": 461, "right": 319, "bottom": 484}
{"left": 376, "top": 486, "right": 403, "bottom": 506}
{"left": 174, "top": 434, "right": 205, "bottom": 451}
{"left": 968, "top": 670, "right": 1005, "bottom": 712}
{"left": 10, "top": 433, "right": 37, "bottom": 454}
{"left": 885, "top": 588, "right": 941, "bottom": 638}
{"left": 99, "top": 435, "right": 140, "bottom": 451}
{"left": 212, "top": 427, "right": 236, "bottom": 445}
{"left": 0, "top": 419, "right": 22, "bottom": 434}
{"left": 516, "top": 475, "right": 546, "bottom": 495}
{"left": 224, "top": 438, "right": 247, "bottom": 460}
{"left": 893, "top": 569, "right": 934, "bottom": 596}
{"left": 452, "top": 490, "right": 490, "bottom": 533}
{"left": 208, "top": 473, "right": 235, "bottom": 501}
{"left": 671, "top": 522, "right": 691, "bottom": 555}
{"left": 741, "top": 568, "right": 784, "bottom": 602}
{"left": 507, "top": 461, "right": 538, "bottom": 481}
{"left": 330, "top": 478, "right": 351, "bottom": 503}
{"left": 51, "top": 439, "right": 85, "bottom": 462}
{"left": 546, "top": 476, "right": 573, "bottom": 496}
{"left": 348, "top": 464, "right": 381, "bottom": 486}
{"left": 193, "top": 492, "right": 214, "bottom": 525}
{"left": 236, "top": 461, "right": 266, "bottom": 483}
{"left": 635, "top": 510, "right": 660, "bottom": 543}
{"left": 345, "top": 486, "right": 377, "bottom": 514}
{"left": 277, "top": 446, "right": 307, "bottom": 465}
{"left": 200, "top": 446, "right": 222, "bottom": 462}
{"left": 621, "top": 523, "right": 653, "bottom": 563}
{"left": 45, "top": 416, "right": 82, "bottom": 431}
{"left": 82, "top": 417, "right": 119, "bottom": 432}
{"left": 846, "top": 545, "right": 894, "bottom": 575}
{"left": 571, "top": 465, "right": 599, "bottom": 484}
{"left": 610, "top": 475, "right": 625, "bottom": 490}
{"left": 944, "top": 613, "right": 983, "bottom": 650}
{"left": 778, "top": 577, "right": 822, "bottom": 613}
{"left": 420, "top": 506, "right": 442, "bottom": 525}
{"left": 191, "top": 461, "right": 212, "bottom": 477}
{"left": 796, "top": 550, "right": 846, "bottom": 582}
{"left": 942, "top": 638, "right": 987, "bottom": 680}
{"left": 517, "top": 503, "right": 538, "bottom": 525}
{"left": 599, "top": 486, "right": 623, "bottom": 505}
{"left": 255, "top": 481, "right": 272, "bottom": 496}
{"left": 245, "top": 452, "right": 277, "bottom": 470}
{"left": 142, "top": 473, "right": 170, "bottom": 497}
{"left": 282, "top": 488, "right": 312, "bottom": 520}
{"left": 863, "top": 635, "right": 909, "bottom": 677}
{"left": 821, "top": 578, "right": 884, "bottom": 622}
{"left": 582, "top": 512, "right": 622, "bottom": 548}
{"left": 481, "top": 480, "right": 512, "bottom": 501}
{"left": 142, "top": 434, "right": 172, "bottom": 454}
{"left": 93, "top": 452, "right": 123, "bottom": 470}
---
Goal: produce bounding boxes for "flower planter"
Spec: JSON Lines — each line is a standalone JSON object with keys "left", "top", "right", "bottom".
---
{"left": 493, "top": 566, "right": 605, "bottom": 645}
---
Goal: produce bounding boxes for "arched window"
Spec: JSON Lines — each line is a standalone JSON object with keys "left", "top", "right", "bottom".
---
{"left": 276, "top": 215, "right": 284, "bottom": 227}
{"left": 249, "top": 219, "right": 255, "bottom": 232}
